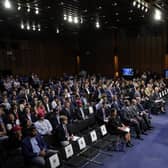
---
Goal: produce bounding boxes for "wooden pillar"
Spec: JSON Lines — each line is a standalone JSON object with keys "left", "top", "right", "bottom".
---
{"left": 76, "top": 55, "right": 80, "bottom": 73}
{"left": 114, "top": 55, "right": 119, "bottom": 77}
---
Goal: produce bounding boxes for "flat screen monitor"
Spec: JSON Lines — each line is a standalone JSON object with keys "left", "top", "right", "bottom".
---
{"left": 122, "top": 68, "right": 134, "bottom": 76}
{"left": 164, "top": 69, "right": 168, "bottom": 78}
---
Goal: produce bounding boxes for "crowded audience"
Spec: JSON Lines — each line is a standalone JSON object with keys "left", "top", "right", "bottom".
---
{"left": 0, "top": 71, "right": 167, "bottom": 167}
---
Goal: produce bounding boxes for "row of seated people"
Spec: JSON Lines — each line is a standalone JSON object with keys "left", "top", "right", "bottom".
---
{"left": 21, "top": 108, "right": 134, "bottom": 168}
{"left": 0, "top": 99, "right": 158, "bottom": 167}
{"left": 0, "top": 73, "right": 167, "bottom": 167}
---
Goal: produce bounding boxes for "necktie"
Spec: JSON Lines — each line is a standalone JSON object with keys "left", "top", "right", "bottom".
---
{"left": 102, "top": 108, "right": 106, "bottom": 121}
{"left": 80, "top": 108, "right": 85, "bottom": 120}
{"left": 56, "top": 115, "right": 60, "bottom": 124}
{"left": 64, "top": 125, "right": 69, "bottom": 138}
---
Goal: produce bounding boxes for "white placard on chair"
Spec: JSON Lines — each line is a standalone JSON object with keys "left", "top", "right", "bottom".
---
{"left": 100, "top": 125, "right": 107, "bottom": 136}
{"left": 90, "top": 130, "right": 97, "bottom": 142}
{"left": 159, "top": 92, "right": 162, "bottom": 98}
{"left": 49, "top": 153, "right": 60, "bottom": 168}
{"left": 78, "top": 137, "right": 86, "bottom": 150}
{"left": 89, "top": 106, "right": 94, "bottom": 114}
{"left": 162, "top": 91, "right": 165, "bottom": 96}
{"left": 64, "top": 144, "right": 74, "bottom": 159}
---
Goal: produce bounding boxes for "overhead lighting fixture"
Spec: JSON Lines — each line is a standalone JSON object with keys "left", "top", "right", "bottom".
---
{"left": 26, "top": 23, "right": 30, "bottom": 30}
{"left": 133, "top": 1, "right": 136, "bottom": 7}
{"left": 133, "top": 0, "right": 149, "bottom": 12}
{"left": 38, "top": 24, "right": 41, "bottom": 31}
{"left": 32, "top": 24, "right": 36, "bottom": 31}
{"left": 114, "top": 2, "right": 117, "bottom": 6}
{"left": 145, "top": 8, "right": 148, "bottom": 12}
{"left": 4, "top": 0, "right": 11, "bottom": 9}
{"left": 17, "top": 4, "right": 21, "bottom": 11}
{"left": 56, "top": 28, "right": 60, "bottom": 34}
{"left": 35, "top": 7, "right": 39, "bottom": 14}
{"left": 96, "top": 21, "right": 100, "bottom": 29}
{"left": 64, "top": 14, "right": 67, "bottom": 20}
{"left": 68, "top": 15, "right": 73, "bottom": 23}
{"left": 137, "top": 3, "right": 141, "bottom": 8}
{"left": 154, "top": 9, "right": 162, "bottom": 21}
{"left": 27, "top": 4, "right": 30, "bottom": 12}
{"left": 74, "top": 17, "right": 79, "bottom": 24}
{"left": 21, "top": 21, "right": 24, "bottom": 29}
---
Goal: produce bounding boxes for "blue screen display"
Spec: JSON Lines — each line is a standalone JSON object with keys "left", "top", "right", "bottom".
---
{"left": 122, "top": 68, "right": 134, "bottom": 76}
{"left": 165, "top": 70, "right": 168, "bottom": 78}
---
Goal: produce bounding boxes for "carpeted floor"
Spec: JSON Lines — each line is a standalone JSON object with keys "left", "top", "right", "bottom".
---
{"left": 85, "top": 110, "right": 168, "bottom": 168}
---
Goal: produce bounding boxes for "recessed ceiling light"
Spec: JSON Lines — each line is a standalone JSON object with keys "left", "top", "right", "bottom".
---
{"left": 32, "top": 25, "right": 36, "bottom": 31}
{"left": 64, "top": 14, "right": 67, "bottom": 20}
{"left": 27, "top": 4, "right": 30, "bottom": 12}
{"left": 145, "top": 8, "right": 148, "bottom": 12}
{"left": 68, "top": 16, "right": 73, "bottom": 23}
{"left": 35, "top": 8, "right": 39, "bottom": 14}
{"left": 4, "top": 0, "right": 11, "bottom": 9}
{"left": 133, "top": 1, "right": 136, "bottom": 7}
{"left": 154, "top": 9, "right": 162, "bottom": 21}
{"left": 56, "top": 28, "right": 60, "bottom": 34}
{"left": 26, "top": 23, "right": 30, "bottom": 30}
{"left": 17, "top": 4, "right": 21, "bottom": 10}
{"left": 114, "top": 2, "right": 117, "bottom": 6}
{"left": 137, "top": 3, "right": 141, "bottom": 8}
{"left": 21, "top": 21, "right": 24, "bottom": 29}
{"left": 96, "top": 21, "right": 100, "bottom": 28}
{"left": 74, "top": 17, "right": 79, "bottom": 24}
{"left": 130, "top": 9, "right": 133, "bottom": 13}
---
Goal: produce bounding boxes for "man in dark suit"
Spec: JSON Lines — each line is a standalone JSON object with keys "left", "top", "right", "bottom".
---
{"left": 60, "top": 101, "right": 74, "bottom": 123}
{"left": 22, "top": 126, "right": 56, "bottom": 167}
{"left": 121, "top": 100, "right": 143, "bottom": 140}
{"left": 43, "top": 96, "right": 52, "bottom": 113}
{"left": 57, "top": 115, "right": 73, "bottom": 146}
{"left": 75, "top": 101, "right": 88, "bottom": 120}
{"left": 96, "top": 102, "right": 110, "bottom": 125}
{"left": 48, "top": 108, "right": 61, "bottom": 131}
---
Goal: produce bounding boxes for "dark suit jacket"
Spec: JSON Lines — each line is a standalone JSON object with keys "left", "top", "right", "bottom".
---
{"left": 121, "top": 106, "right": 132, "bottom": 123}
{"left": 96, "top": 107, "right": 110, "bottom": 125}
{"left": 48, "top": 113, "right": 60, "bottom": 130}
{"left": 60, "top": 108, "right": 74, "bottom": 123}
{"left": 107, "top": 116, "right": 122, "bottom": 134}
{"left": 56, "top": 124, "right": 72, "bottom": 142}
{"left": 22, "top": 134, "right": 47, "bottom": 159}
{"left": 75, "top": 107, "right": 88, "bottom": 120}
{"left": 136, "top": 103, "right": 145, "bottom": 112}
{"left": 43, "top": 103, "right": 52, "bottom": 113}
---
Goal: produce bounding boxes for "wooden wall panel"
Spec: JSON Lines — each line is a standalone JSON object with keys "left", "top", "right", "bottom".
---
{"left": 0, "top": 40, "right": 76, "bottom": 78}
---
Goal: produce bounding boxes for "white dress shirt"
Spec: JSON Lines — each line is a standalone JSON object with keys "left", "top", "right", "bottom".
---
{"left": 34, "top": 119, "right": 53, "bottom": 135}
